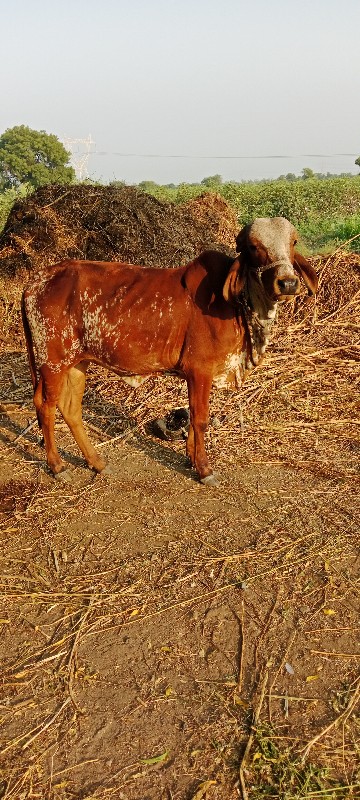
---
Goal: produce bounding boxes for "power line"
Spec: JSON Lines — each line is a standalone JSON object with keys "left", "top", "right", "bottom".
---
{"left": 87, "top": 151, "right": 358, "bottom": 160}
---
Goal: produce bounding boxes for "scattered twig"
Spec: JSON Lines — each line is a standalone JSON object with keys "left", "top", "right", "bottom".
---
{"left": 269, "top": 630, "right": 297, "bottom": 722}
{"left": 22, "top": 696, "right": 72, "bottom": 750}
{"left": 67, "top": 600, "right": 95, "bottom": 712}
{"left": 13, "top": 418, "right": 38, "bottom": 442}
{"left": 96, "top": 430, "right": 134, "bottom": 448}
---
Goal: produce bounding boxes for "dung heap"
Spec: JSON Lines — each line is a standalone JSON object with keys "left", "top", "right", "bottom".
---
{"left": 0, "top": 184, "right": 238, "bottom": 278}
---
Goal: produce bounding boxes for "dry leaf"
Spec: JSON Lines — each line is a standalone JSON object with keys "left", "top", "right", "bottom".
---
{"left": 191, "top": 780, "right": 217, "bottom": 800}
{"left": 140, "top": 750, "right": 169, "bottom": 765}
{"left": 234, "top": 694, "right": 247, "bottom": 708}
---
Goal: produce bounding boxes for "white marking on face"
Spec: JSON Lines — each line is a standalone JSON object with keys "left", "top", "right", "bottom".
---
{"left": 249, "top": 217, "right": 296, "bottom": 270}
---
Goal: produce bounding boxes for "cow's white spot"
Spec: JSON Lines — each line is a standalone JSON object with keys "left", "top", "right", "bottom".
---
{"left": 214, "top": 352, "right": 247, "bottom": 389}
{"left": 121, "top": 375, "right": 150, "bottom": 388}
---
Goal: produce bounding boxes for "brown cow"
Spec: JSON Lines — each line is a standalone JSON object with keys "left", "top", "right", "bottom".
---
{"left": 21, "top": 217, "right": 318, "bottom": 486}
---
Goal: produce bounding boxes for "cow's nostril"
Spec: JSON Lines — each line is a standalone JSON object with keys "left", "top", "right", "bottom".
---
{"left": 278, "top": 278, "right": 298, "bottom": 294}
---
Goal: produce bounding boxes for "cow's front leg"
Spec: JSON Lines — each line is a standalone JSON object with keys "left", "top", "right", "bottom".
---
{"left": 186, "top": 371, "right": 220, "bottom": 486}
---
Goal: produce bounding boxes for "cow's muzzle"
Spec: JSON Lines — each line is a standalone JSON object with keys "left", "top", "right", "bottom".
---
{"left": 261, "top": 266, "right": 300, "bottom": 300}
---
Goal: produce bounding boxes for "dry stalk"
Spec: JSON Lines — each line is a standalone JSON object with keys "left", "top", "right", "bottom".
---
{"left": 12, "top": 418, "right": 38, "bottom": 442}
{"left": 239, "top": 667, "right": 269, "bottom": 800}
{"left": 268, "top": 630, "right": 297, "bottom": 722}
{"left": 67, "top": 599, "right": 95, "bottom": 712}
{"left": 237, "top": 596, "right": 245, "bottom": 696}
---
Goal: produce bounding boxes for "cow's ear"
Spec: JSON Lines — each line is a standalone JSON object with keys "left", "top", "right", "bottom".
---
{"left": 235, "top": 225, "right": 248, "bottom": 253}
{"left": 293, "top": 251, "right": 318, "bottom": 296}
{"left": 223, "top": 257, "right": 246, "bottom": 303}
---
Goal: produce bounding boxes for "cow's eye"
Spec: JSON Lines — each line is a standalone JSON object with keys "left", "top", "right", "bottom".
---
{"left": 293, "top": 239, "right": 297, "bottom": 245}
{"left": 249, "top": 244, "right": 257, "bottom": 251}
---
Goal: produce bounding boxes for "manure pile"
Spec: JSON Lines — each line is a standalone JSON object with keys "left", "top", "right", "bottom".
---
{"left": 0, "top": 184, "right": 238, "bottom": 278}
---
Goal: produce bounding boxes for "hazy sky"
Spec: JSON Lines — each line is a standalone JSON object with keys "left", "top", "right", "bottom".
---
{"left": 2, "top": 0, "right": 360, "bottom": 184}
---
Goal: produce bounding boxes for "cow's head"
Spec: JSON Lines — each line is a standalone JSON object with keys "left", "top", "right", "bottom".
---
{"left": 223, "top": 217, "right": 318, "bottom": 305}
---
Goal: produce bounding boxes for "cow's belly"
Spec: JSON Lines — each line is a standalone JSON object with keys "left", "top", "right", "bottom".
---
{"left": 120, "top": 352, "right": 250, "bottom": 391}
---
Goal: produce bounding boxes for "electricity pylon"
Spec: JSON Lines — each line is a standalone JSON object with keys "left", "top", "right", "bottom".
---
{"left": 62, "top": 134, "right": 95, "bottom": 181}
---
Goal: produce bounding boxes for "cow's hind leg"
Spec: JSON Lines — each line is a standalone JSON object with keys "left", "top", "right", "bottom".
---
{"left": 34, "top": 372, "right": 68, "bottom": 477}
{"left": 58, "top": 363, "right": 109, "bottom": 474}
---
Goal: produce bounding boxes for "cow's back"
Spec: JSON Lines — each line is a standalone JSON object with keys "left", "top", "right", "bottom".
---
{"left": 23, "top": 260, "right": 193, "bottom": 375}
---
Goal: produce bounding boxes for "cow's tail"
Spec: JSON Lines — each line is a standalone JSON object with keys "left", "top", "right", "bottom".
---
{"left": 21, "top": 293, "right": 42, "bottom": 430}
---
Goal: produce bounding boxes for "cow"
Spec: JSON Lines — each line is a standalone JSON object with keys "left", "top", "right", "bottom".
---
{"left": 21, "top": 217, "right": 318, "bottom": 486}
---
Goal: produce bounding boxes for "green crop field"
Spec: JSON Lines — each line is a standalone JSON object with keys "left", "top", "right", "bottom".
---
{"left": 140, "top": 175, "right": 360, "bottom": 254}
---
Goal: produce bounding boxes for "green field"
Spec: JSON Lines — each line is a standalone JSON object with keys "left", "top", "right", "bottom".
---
{"left": 140, "top": 175, "right": 360, "bottom": 254}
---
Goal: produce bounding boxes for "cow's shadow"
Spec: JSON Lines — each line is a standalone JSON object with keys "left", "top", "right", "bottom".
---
{"left": 0, "top": 351, "right": 196, "bottom": 482}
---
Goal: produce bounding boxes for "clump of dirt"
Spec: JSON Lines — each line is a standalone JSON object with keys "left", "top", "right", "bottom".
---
{"left": 0, "top": 184, "right": 238, "bottom": 278}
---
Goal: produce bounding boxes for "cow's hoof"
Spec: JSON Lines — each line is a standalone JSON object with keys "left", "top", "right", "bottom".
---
{"left": 54, "top": 469, "right": 73, "bottom": 483}
{"left": 99, "top": 463, "right": 115, "bottom": 476}
{"left": 200, "top": 473, "right": 221, "bottom": 487}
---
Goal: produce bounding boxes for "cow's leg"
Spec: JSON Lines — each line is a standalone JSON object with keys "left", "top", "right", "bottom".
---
{"left": 34, "top": 373, "right": 67, "bottom": 476}
{"left": 186, "top": 422, "right": 195, "bottom": 466}
{"left": 58, "top": 363, "right": 108, "bottom": 474}
{"left": 186, "top": 372, "right": 220, "bottom": 486}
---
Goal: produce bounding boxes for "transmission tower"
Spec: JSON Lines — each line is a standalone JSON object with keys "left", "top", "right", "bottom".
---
{"left": 62, "top": 134, "right": 95, "bottom": 181}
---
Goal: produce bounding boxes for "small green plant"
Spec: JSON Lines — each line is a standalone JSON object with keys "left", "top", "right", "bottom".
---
{"left": 248, "top": 723, "right": 355, "bottom": 799}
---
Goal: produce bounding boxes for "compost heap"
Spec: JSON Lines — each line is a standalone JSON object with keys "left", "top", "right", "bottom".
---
{"left": 0, "top": 184, "right": 238, "bottom": 279}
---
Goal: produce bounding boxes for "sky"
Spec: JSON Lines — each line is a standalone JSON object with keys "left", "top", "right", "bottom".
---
{"left": 2, "top": 0, "right": 360, "bottom": 185}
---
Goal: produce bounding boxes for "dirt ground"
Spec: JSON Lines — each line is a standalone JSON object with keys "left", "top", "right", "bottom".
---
{"left": 0, "top": 189, "right": 359, "bottom": 799}
{"left": 0, "top": 338, "right": 359, "bottom": 798}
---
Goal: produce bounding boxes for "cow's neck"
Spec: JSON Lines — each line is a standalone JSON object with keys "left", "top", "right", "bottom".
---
{"left": 239, "top": 284, "right": 278, "bottom": 368}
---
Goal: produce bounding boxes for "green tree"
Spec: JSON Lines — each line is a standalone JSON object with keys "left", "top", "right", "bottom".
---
{"left": 301, "top": 167, "right": 315, "bottom": 180}
{"left": 137, "top": 180, "right": 159, "bottom": 191}
{"left": 0, "top": 125, "right": 75, "bottom": 190}
{"left": 355, "top": 156, "right": 360, "bottom": 171}
{"left": 201, "top": 174, "right": 223, "bottom": 187}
